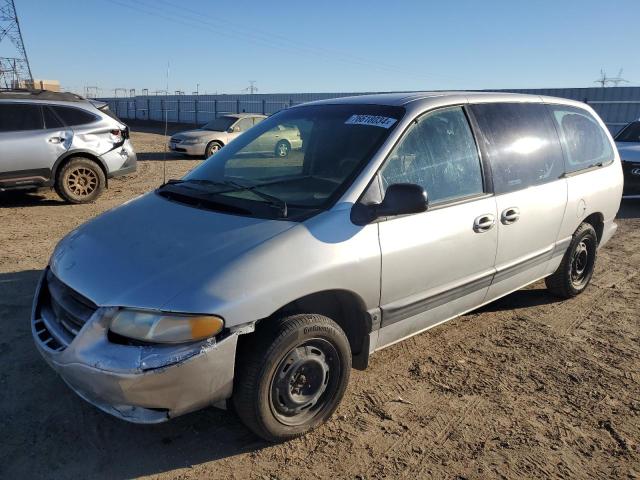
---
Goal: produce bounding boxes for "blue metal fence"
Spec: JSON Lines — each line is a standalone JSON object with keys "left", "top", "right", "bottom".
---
{"left": 100, "top": 87, "right": 640, "bottom": 134}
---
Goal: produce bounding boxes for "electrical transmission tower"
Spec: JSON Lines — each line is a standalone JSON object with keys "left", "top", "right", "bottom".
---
{"left": 0, "top": 0, "right": 32, "bottom": 89}
{"left": 594, "top": 68, "right": 629, "bottom": 88}
{"left": 243, "top": 80, "right": 258, "bottom": 94}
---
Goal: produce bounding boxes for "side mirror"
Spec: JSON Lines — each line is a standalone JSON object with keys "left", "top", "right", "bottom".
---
{"left": 351, "top": 183, "right": 428, "bottom": 225}
{"left": 226, "top": 127, "right": 235, "bottom": 133}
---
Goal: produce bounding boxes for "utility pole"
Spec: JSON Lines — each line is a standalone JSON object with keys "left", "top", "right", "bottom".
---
{"left": 0, "top": 0, "right": 33, "bottom": 89}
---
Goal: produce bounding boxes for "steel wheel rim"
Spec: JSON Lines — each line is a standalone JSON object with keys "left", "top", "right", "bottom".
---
{"left": 269, "top": 338, "right": 340, "bottom": 426}
{"left": 67, "top": 168, "right": 98, "bottom": 197}
{"left": 208, "top": 144, "right": 220, "bottom": 155}
{"left": 570, "top": 239, "right": 591, "bottom": 287}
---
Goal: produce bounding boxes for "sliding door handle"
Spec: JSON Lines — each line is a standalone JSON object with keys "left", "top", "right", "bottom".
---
{"left": 473, "top": 214, "right": 495, "bottom": 233}
{"left": 501, "top": 207, "right": 520, "bottom": 225}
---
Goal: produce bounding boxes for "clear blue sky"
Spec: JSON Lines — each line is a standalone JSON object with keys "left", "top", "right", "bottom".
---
{"left": 11, "top": 0, "right": 640, "bottom": 95}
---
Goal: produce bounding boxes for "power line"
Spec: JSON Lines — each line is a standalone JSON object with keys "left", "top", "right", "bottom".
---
{"left": 149, "top": 0, "right": 459, "bottom": 82}
{"left": 104, "top": 0, "right": 453, "bottom": 85}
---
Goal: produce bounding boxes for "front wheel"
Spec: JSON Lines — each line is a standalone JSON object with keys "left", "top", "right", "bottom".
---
{"left": 545, "top": 222, "right": 598, "bottom": 298}
{"left": 205, "top": 141, "right": 223, "bottom": 157}
{"left": 233, "top": 314, "right": 351, "bottom": 442}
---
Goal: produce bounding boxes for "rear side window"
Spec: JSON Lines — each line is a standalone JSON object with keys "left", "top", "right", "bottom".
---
{"left": 380, "top": 106, "right": 484, "bottom": 204}
{"left": 51, "top": 106, "right": 97, "bottom": 126}
{"left": 548, "top": 105, "right": 615, "bottom": 173}
{"left": 470, "top": 102, "right": 564, "bottom": 194}
{"left": 0, "top": 103, "right": 43, "bottom": 132}
{"left": 43, "top": 107, "right": 64, "bottom": 129}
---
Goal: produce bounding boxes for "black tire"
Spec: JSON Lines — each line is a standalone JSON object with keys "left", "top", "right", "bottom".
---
{"left": 233, "top": 314, "right": 351, "bottom": 442}
{"left": 54, "top": 157, "right": 105, "bottom": 204}
{"left": 274, "top": 140, "right": 290, "bottom": 158}
{"left": 545, "top": 222, "right": 598, "bottom": 298}
{"left": 205, "top": 141, "right": 223, "bottom": 157}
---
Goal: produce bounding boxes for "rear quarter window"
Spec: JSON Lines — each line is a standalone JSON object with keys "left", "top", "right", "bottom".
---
{"left": 547, "top": 105, "right": 614, "bottom": 174}
{"left": 0, "top": 103, "right": 44, "bottom": 132}
{"left": 470, "top": 102, "right": 564, "bottom": 194}
{"left": 51, "top": 105, "right": 98, "bottom": 127}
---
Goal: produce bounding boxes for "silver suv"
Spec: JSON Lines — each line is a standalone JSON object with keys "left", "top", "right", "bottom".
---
{"left": 32, "top": 92, "right": 622, "bottom": 441}
{"left": 0, "top": 90, "right": 136, "bottom": 203}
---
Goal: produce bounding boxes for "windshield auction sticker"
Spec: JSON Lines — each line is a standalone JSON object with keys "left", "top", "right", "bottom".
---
{"left": 345, "top": 114, "right": 397, "bottom": 128}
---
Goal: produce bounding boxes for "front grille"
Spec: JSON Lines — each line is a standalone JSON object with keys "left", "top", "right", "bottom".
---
{"left": 170, "top": 137, "right": 183, "bottom": 144}
{"left": 33, "top": 270, "right": 98, "bottom": 351}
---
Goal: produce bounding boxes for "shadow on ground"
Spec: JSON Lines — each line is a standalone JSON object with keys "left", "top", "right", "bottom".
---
{"left": 136, "top": 151, "right": 196, "bottom": 161}
{"left": 0, "top": 269, "right": 267, "bottom": 479}
{"left": 0, "top": 189, "right": 64, "bottom": 208}
{"left": 477, "top": 287, "right": 563, "bottom": 313}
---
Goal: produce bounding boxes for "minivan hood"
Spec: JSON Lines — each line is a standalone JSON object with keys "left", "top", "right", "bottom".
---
{"left": 50, "top": 192, "right": 296, "bottom": 310}
{"left": 616, "top": 142, "right": 640, "bottom": 163}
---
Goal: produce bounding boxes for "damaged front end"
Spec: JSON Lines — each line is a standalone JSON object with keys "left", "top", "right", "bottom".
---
{"left": 31, "top": 269, "right": 238, "bottom": 423}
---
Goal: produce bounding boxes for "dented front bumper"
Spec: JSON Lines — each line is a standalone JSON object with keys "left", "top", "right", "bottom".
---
{"left": 31, "top": 271, "right": 238, "bottom": 423}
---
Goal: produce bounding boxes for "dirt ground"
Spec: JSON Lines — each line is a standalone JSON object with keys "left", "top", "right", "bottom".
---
{"left": 1, "top": 127, "right": 639, "bottom": 480}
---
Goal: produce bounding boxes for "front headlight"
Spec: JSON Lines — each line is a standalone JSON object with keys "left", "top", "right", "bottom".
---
{"left": 181, "top": 138, "right": 203, "bottom": 145}
{"left": 110, "top": 309, "right": 224, "bottom": 343}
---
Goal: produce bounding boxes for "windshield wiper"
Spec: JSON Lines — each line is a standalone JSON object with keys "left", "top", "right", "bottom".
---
{"left": 161, "top": 178, "right": 288, "bottom": 218}
{"left": 222, "top": 179, "right": 288, "bottom": 217}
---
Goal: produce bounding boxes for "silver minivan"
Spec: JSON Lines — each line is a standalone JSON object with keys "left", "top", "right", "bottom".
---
{"left": 32, "top": 92, "right": 623, "bottom": 441}
{"left": 0, "top": 90, "right": 136, "bottom": 203}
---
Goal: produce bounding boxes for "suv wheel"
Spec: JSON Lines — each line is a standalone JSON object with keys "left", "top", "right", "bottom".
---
{"left": 205, "top": 141, "right": 223, "bottom": 157}
{"left": 233, "top": 314, "right": 351, "bottom": 442}
{"left": 55, "top": 157, "right": 105, "bottom": 204}
{"left": 545, "top": 222, "right": 598, "bottom": 298}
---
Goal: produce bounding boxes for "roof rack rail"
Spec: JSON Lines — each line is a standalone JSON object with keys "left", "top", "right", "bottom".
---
{"left": 0, "top": 89, "right": 87, "bottom": 102}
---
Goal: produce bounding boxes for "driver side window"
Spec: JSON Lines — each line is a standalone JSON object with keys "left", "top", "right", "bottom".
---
{"left": 380, "top": 106, "right": 484, "bottom": 204}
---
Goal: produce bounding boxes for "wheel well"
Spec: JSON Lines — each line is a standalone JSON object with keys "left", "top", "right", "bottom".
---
{"left": 208, "top": 140, "right": 224, "bottom": 147}
{"left": 583, "top": 212, "right": 604, "bottom": 244}
{"left": 253, "top": 290, "right": 373, "bottom": 370}
{"left": 54, "top": 153, "right": 108, "bottom": 187}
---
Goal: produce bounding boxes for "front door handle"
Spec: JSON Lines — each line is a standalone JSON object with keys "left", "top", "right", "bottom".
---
{"left": 473, "top": 214, "right": 495, "bottom": 233}
{"left": 501, "top": 207, "right": 520, "bottom": 225}
{"left": 48, "top": 136, "right": 65, "bottom": 144}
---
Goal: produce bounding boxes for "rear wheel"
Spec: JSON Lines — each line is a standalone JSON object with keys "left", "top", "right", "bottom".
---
{"left": 233, "top": 314, "right": 351, "bottom": 442}
{"left": 55, "top": 157, "right": 105, "bottom": 204}
{"left": 274, "top": 140, "right": 290, "bottom": 158}
{"left": 545, "top": 222, "right": 598, "bottom": 298}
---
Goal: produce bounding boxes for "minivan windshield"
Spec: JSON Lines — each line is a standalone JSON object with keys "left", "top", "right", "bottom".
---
{"left": 165, "top": 104, "right": 404, "bottom": 218}
{"left": 615, "top": 121, "right": 640, "bottom": 143}
{"left": 202, "top": 116, "right": 237, "bottom": 131}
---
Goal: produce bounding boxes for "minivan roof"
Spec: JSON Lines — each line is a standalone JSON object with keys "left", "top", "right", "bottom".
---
{"left": 301, "top": 91, "right": 586, "bottom": 109}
